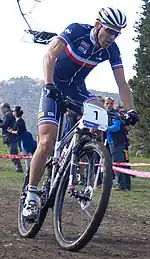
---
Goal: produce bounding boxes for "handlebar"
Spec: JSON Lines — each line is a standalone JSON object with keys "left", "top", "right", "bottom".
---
{"left": 47, "top": 91, "right": 129, "bottom": 124}
{"left": 49, "top": 92, "right": 83, "bottom": 114}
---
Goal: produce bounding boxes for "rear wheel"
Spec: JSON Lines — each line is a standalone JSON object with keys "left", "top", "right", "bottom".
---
{"left": 53, "top": 140, "right": 112, "bottom": 251}
{"left": 18, "top": 163, "right": 51, "bottom": 238}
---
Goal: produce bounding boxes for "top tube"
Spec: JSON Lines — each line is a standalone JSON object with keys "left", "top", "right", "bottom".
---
{"left": 48, "top": 92, "right": 83, "bottom": 114}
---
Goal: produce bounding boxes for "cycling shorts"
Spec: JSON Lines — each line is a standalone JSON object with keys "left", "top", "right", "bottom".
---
{"left": 38, "top": 79, "right": 97, "bottom": 127}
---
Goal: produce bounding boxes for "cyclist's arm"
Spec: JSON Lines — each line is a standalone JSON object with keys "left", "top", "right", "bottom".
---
{"left": 109, "top": 43, "right": 135, "bottom": 110}
{"left": 113, "top": 68, "right": 134, "bottom": 110}
{"left": 43, "top": 38, "right": 66, "bottom": 84}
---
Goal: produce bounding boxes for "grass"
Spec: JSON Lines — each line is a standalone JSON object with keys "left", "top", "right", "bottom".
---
{"left": 110, "top": 155, "right": 150, "bottom": 216}
{"left": 0, "top": 136, "right": 24, "bottom": 190}
{"left": 129, "top": 156, "right": 150, "bottom": 171}
{"left": 110, "top": 178, "right": 150, "bottom": 216}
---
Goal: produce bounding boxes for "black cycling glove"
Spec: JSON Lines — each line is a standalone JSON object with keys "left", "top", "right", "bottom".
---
{"left": 44, "top": 83, "right": 62, "bottom": 99}
{"left": 125, "top": 110, "right": 139, "bottom": 126}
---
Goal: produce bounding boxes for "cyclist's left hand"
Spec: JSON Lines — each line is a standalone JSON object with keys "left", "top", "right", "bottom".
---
{"left": 126, "top": 110, "right": 139, "bottom": 125}
{"left": 44, "top": 83, "right": 62, "bottom": 99}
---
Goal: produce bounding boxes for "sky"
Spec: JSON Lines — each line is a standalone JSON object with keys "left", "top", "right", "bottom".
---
{"left": 0, "top": 0, "right": 142, "bottom": 93}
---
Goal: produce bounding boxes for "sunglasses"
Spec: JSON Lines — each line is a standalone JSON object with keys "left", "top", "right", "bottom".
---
{"left": 103, "top": 25, "right": 121, "bottom": 37}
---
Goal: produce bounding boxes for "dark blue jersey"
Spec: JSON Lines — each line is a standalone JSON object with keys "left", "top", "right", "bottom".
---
{"left": 54, "top": 23, "right": 123, "bottom": 84}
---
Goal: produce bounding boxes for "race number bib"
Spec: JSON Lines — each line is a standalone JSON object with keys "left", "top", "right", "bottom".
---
{"left": 82, "top": 103, "right": 108, "bottom": 131}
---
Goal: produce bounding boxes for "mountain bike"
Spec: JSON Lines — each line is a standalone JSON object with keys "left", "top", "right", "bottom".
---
{"left": 18, "top": 93, "right": 112, "bottom": 251}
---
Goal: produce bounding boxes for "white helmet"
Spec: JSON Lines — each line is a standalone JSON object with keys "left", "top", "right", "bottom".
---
{"left": 97, "top": 7, "right": 127, "bottom": 29}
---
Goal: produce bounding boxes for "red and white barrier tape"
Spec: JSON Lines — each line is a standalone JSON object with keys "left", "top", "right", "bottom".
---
{"left": 0, "top": 153, "right": 150, "bottom": 178}
{"left": 0, "top": 154, "right": 150, "bottom": 166}
{"left": 113, "top": 166, "right": 150, "bottom": 178}
{"left": 79, "top": 161, "right": 150, "bottom": 167}
{"left": 78, "top": 162, "right": 150, "bottom": 178}
{"left": 113, "top": 162, "right": 150, "bottom": 167}
{"left": 0, "top": 154, "right": 32, "bottom": 159}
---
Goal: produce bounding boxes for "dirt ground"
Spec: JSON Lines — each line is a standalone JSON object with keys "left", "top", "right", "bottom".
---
{"left": 0, "top": 188, "right": 150, "bottom": 259}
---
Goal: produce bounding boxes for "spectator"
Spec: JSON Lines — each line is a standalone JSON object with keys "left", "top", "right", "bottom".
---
{"left": 104, "top": 97, "right": 115, "bottom": 112}
{"left": 117, "top": 105, "right": 131, "bottom": 187}
{"left": 104, "top": 97, "right": 131, "bottom": 191}
{"left": 0, "top": 102, "right": 23, "bottom": 172}
{"left": 116, "top": 105, "right": 130, "bottom": 142}
{"left": 7, "top": 106, "right": 37, "bottom": 171}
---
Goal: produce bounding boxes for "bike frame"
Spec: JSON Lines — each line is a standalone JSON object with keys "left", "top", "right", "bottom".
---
{"left": 44, "top": 100, "right": 108, "bottom": 208}
{"left": 45, "top": 109, "right": 84, "bottom": 208}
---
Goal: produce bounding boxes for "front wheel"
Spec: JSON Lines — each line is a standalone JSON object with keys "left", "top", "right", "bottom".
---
{"left": 53, "top": 140, "right": 112, "bottom": 251}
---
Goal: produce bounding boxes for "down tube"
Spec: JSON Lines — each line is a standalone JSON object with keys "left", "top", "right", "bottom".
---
{"left": 48, "top": 137, "right": 74, "bottom": 207}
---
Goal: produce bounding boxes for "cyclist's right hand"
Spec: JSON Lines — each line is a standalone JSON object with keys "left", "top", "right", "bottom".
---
{"left": 44, "top": 83, "right": 62, "bottom": 99}
{"left": 125, "top": 110, "right": 139, "bottom": 126}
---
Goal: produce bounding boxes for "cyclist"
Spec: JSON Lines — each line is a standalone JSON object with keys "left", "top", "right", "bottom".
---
{"left": 23, "top": 7, "right": 139, "bottom": 220}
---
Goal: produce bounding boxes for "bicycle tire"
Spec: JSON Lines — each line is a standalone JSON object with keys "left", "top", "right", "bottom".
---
{"left": 53, "top": 140, "right": 112, "bottom": 251}
{"left": 18, "top": 166, "right": 50, "bottom": 238}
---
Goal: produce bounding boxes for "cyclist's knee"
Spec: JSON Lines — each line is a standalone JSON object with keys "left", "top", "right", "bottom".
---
{"left": 38, "top": 124, "right": 57, "bottom": 153}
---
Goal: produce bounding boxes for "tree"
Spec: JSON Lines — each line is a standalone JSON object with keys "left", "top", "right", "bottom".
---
{"left": 129, "top": 0, "right": 150, "bottom": 155}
